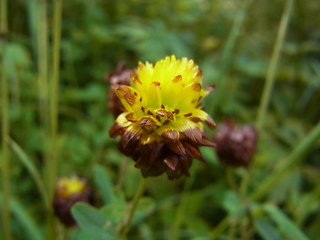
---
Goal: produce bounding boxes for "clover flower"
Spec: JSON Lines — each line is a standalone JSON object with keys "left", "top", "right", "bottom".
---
{"left": 53, "top": 176, "right": 92, "bottom": 226}
{"left": 214, "top": 120, "right": 258, "bottom": 167}
{"left": 109, "top": 55, "right": 216, "bottom": 179}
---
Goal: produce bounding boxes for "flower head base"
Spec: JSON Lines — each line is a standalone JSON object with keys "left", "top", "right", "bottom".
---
{"left": 53, "top": 176, "right": 92, "bottom": 226}
{"left": 110, "top": 55, "right": 216, "bottom": 179}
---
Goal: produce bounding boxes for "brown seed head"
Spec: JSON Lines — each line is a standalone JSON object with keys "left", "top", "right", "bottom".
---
{"left": 214, "top": 120, "right": 258, "bottom": 167}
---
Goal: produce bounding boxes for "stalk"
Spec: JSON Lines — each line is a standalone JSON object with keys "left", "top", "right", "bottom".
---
{"left": 256, "top": 0, "right": 295, "bottom": 130}
{"left": 115, "top": 156, "right": 129, "bottom": 192}
{"left": 170, "top": 161, "right": 199, "bottom": 240}
{"left": 220, "top": 0, "right": 253, "bottom": 73}
{"left": 37, "top": 0, "right": 52, "bottom": 237}
{"left": 49, "top": 0, "right": 62, "bottom": 207}
{"left": 211, "top": 0, "right": 253, "bottom": 115}
{"left": 38, "top": 0, "right": 49, "bottom": 136}
{"left": 0, "top": 0, "right": 11, "bottom": 239}
{"left": 45, "top": 0, "right": 63, "bottom": 239}
{"left": 119, "top": 177, "right": 148, "bottom": 239}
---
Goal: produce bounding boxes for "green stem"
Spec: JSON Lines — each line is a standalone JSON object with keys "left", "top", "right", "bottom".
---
{"left": 256, "top": 0, "right": 295, "bottom": 130}
{"left": 171, "top": 191, "right": 189, "bottom": 240}
{"left": 46, "top": 0, "right": 63, "bottom": 238}
{"left": 119, "top": 177, "right": 148, "bottom": 239}
{"left": 228, "top": 221, "right": 236, "bottom": 240}
{"left": 115, "top": 156, "right": 129, "bottom": 192}
{"left": 37, "top": 0, "right": 50, "bottom": 209}
{"left": 37, "top": 0, "right": 51, "bottom": 239}
{"left": 239, "top": 169, "right": 250, "bottom": 197}
{"left": 239, "top": 169, "right": 252, "bottom": 239}
{"left": 0, "top": 0, "right": 11, "bottom": 239}
{"left": 49, "top": 0, "right": 62, "bottom": 206}
{"left": 170, "top": 183, "right": 191, "bottom": 240}
{"left": 250, "top": 121, "right": 320, "bottom": 201}
{"left": 220, "top": 0, "right": 253, "bottom": 73}
{"left": 170, "top": 161, "right": 199, "bottom": 240}
{"left": 211, "top": 0, "right": 253, "bottom": 115}
{"left": 38, "top": 0, "right": 49, "bottom": 136}
{"left": 226, "top": 167, "right": 237, "bottom": 192}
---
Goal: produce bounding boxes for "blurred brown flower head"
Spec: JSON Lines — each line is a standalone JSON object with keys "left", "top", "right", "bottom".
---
{"left": 214, "top": 120, "right": 258, "bottom": 167}
{"left": 109, "top": 55, "right": 216, "bottom": 179}
{"left": 105, "top": 62, "right": 132, "bottom": 117}
{"left": 53, "top": 176, "right": 92, "bottom": 226}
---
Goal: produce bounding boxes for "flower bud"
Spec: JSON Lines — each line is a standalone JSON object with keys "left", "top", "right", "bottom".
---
{"left": 53, "top": 176, "right": 92, "bottom": 226}
{"left": 214, "top": 120, "right": 258, "bottom": 167}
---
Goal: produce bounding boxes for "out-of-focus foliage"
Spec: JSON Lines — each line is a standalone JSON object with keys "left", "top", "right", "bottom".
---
{"left": 1, "top": 0, "right": 320, "bottom": 239}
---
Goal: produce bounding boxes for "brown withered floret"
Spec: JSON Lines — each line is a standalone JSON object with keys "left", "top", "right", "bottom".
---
{"left": 110, "top": 123, "right": 215, "bottom": 179}
{"left": 214, "top": 120, "right": 258, "bottom": 167}
{"left": 105, "top": 62, "right": 133, "bottom": 117}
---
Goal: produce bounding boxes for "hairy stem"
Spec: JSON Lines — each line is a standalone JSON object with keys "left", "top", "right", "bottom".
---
{"left": 119, "top": 177, "right": 148, "bottom": 239}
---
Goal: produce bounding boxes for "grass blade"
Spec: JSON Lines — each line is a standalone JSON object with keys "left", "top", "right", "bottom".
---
{"left": 264, "top": 204, "right": 309, "bottom": 240}
{"left": 9, "top": 138, "right": 49, "bottom": 207}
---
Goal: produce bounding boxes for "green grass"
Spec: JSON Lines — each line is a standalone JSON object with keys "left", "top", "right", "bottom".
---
{"left": 1, "top": 0, "right": 320, "bottom": 240}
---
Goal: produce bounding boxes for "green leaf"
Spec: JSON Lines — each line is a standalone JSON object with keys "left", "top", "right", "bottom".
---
{"left": 214, "top": 188, "right": 242, "bottom": 216}
{"left": 264, "top": 204, "right": 309, "bottom": 240}
{"left": 255, "top": 218, "right": 282, "bottom": 240}
{"left": 71, "top": 202, "right": 116, "bottom": 240}
{"left": 101, "top": 199, "right": 126, "bottom": 224}
{"left": 134, "top": 197, "right": 156, "bottom": 225}
{"left": 139, "top": 224, "right": 154, "bottom": 240}
{"left": 200, "top": 147, "right": 219, "bottom": 166}
{"left": 4, "top": 43, "right": 31, "bottom": 81}
{"left": 222, "top": 190, "right": 241, "bottom": 214}
{"left": 94, "top": 164, "right": 115, "bottom": 204}
{"left": 0, "top": 194, "right": 43, "bottom": 240}
{"left": 71, "top": 229, "right": 96, "bottom": 240}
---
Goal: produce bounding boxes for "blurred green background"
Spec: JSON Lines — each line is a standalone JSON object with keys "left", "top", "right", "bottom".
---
{"left": 1, "top": 0, "right": 320, "bottom": 239}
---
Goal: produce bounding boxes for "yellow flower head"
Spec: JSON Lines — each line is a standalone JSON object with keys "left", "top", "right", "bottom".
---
{"left": 110, "top": 55, "right": 216, "bottom": 179}
{"left": 57, "top": 176, "right": 86, "bottom": 198}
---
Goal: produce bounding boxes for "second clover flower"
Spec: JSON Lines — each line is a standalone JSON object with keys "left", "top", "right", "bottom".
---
{"left": 109, "top": 55, "right": 216, "bottom": 179}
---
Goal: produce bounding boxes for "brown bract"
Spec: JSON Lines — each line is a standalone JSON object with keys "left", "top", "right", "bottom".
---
{"left": 105, "top": 62, "right": 133, "bottom": 117}
{"left": 110, "top": 123, "right": 216, "bottom": 179}
{"left": 214, "top": 120, "right": 258, "bottom": 167}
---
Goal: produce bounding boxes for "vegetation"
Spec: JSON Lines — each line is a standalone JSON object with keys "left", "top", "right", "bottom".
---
{"left": 1, "top": 0, "right": 320, "bottom": 239}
